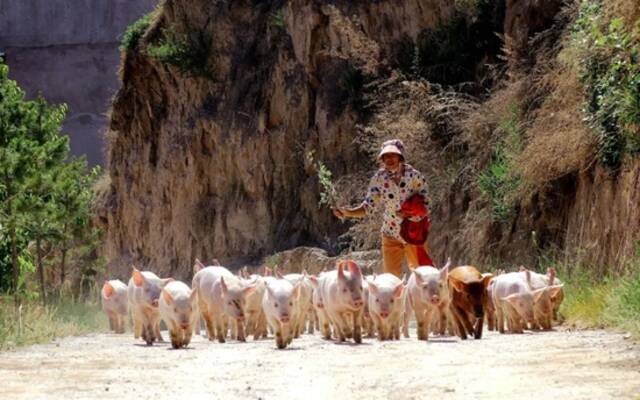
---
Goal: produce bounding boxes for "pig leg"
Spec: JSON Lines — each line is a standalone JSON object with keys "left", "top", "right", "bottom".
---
{"left": 326, "top": 310, "right": 347, "bottom": 342}
{"left": 154, "top": 320, "right": 164, "bottom": 342}
{"left": 474, "top": 314, "right": 484, "bottom": 339}
{"left": 214, "top": 314, "right": 226, "bottom": 343}
{"left": 449, "top": 304, "right": 468, "bottom": 340}
{"left": 182, "top": 326, "right": 193, "bottom": 347}
{"left": 352, "top": 309, "right": 363, "bottom": 344}
{"left": 131, "top": 308, "right": 142, "bottom": 339}
{"left": 402, "top": 308, "right": 410, "bottom": 338}
{"left": 495, "top": 301, "right": 506, "bottom": 334}
{"left": 168, "top": 323, "right": 181, "bottom": 349}
{"left": 414, "top": 304, "right": 428, "bottom": 340}
{"left": 259, "top": 310, "right": 268, "bottom": 339}
{"left": 236, "top": 319, "right": 246, "bottom": 342}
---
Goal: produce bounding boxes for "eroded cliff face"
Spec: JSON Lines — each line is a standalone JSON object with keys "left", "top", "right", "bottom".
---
{"left": 103, "top": 0, "right": 638, "bottom": 279}
{"left": 105, "top": 0, "right": 466, "bottom": 277}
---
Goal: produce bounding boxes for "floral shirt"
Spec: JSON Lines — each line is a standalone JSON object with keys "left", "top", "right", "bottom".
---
{"left": 362, "top": 163, "right": 429, "bottom": 242}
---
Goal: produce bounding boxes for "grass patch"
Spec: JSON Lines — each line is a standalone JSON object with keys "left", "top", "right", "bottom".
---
{"left": 477, "top": 105, "right": 523, "bottom": 222}
{"left": 120, "top": 12, "right": 154, "bottom": 51}
{"left": 0, "top": 294, "right": 107, "bottom": 351}
{"left": 147, "top": 27, "right": 214, "bottom": 79}
{"left": 558, "top": 264, "right": 640, "bottom": 337}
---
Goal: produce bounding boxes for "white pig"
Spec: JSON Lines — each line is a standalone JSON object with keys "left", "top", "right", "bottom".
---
{"left": 492, "top": 271, "right": 546, "bottom": 333}
{"left": 192, "top": 266, "right": 255, "bottom": 342}
{"left": 407, "top": 263, "right": 450, "bottom": 341}
{"left": 280, "top": 272, "right": 313, "bottom": 338}
{"left": 317, "top": 260, "right": 364, "bottom": 343}
{"left": 127, "top": 268, "right": 173, "bottom": 345}
{"left": 102, "top": 279, "right": 128, "bottom": 334}
{"left": 367, "top": 273, "right": 405, "bottom": 341}
{"left": 243, "top": 274, "right": 268, "bottom": 340}
{"left": 309, "top": 272, "right": 332, "bottom": 340}
{"left": 159, "top": 280, "right": 197, "bottom": 348}
{"left": 262, "top": 278, "right": 300, "bottom": 349}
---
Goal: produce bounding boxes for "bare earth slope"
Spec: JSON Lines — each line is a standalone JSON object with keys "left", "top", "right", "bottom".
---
{"left": 1, "top": 329, "right": 639, "bottom": 399}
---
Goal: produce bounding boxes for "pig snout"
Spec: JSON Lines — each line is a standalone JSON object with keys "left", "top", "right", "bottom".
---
{"left": 353, "top": 298, "right": 364, "bottom": 308}
{"left": 237, "top": 315, "right": 245, "bottom": 322}
{"left": 379, "top": 311, "right": 389, "bottom": 319}
{"left": 151, "top": 299, "right": 159, "bottom": 308}
{"left": 180, "top": 322, "right": 190, "bottom": 330}
{"left": 280, "top": 314, "right": 290, "bottom": 323}
{"left": 430, "top": 295, "right": 440, "bottom": 305}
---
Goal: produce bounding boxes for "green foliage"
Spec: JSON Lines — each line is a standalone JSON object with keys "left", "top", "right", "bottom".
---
{"left": 271, "top": 9, "right": 285, "bottom": 28}
{"left": 573, "top": 0, "right": 640, "bottom": 169}
{"left": 307, "top": 151, "right": 338, "bottom": 208}
{"left": 147, "top": 27, "right": 214, "bottom": 79}
{"left": 478, "top": 107, "right": 522, "bottom": 222}
{"left": 121, "top": 12, "right": 154, "bottom": 51}
{"left": 560, "top": 263, "right": 640, "bottom": 337}
{"left": 0, "top": 62, "right": 101, "bottom": 301}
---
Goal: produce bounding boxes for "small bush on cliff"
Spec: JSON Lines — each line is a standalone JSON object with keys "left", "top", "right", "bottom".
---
{"left": 147, "top": 27, "right": 214, "bottom": 79}
{"left": 573, "top": 0, "right": 640, "bottom": 169}
{"left": 121, "top": 12, "right": 154, "bottom": 51}
{"left": 477, "top": 106, "right": 523, "bottom": 222}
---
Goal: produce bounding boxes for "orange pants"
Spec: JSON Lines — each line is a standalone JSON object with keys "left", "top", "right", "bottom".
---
{"left": 381, "top": 235, "right": 430, "bottom": 277}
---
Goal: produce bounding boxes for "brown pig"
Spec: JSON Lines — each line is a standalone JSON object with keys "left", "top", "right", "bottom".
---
{"left": 448, "top": 266, "right": 492, "bottom": 340}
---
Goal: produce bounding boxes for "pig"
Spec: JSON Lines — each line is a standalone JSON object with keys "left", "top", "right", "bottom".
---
{"left": 482, "top": 273, "right": 497, "bottom": 331}
{"left": 159, "top": 280, "right": 197, "bottom": 348}
{"left": 448, "top": 266, "right": 492, "bottom": 340}
{"left": 243, "top": 274, "right": 268, "bottom": 340}
{"left": 280, "top": 272, "right": 313, "bottom": 338}
{"left": 518, "top": 266, "right": 564, "bottom": 329}
{"left": 309, "top": 272, "right": 332, "bottom": 340}
{"left": 361, "top": 275, "right": 377, "bottom": 338}
{"left": 317, "top": 260, "right": 365, "bottom": 343}
{"left": 492, "top": 271, "right": 547, "bottom": 333}
{"left": 407, "top": 262, "right": 450, "bottom": 341}
{"left": 192, "top": 266, "right": 256, "bottom": 342}
{"left": 101, "top": 279, "right": 128, "bottom": 334}
{"left": 127, "top": 268, "right": 173, "bottom": 345}
{"left": 367, "top": 273, "right": 405, "bottom": 341}
{"left": 262, "top": 278, "right": 300, "bottom": 349}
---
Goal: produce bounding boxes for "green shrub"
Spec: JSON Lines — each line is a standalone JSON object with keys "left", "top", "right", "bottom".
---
{"left": 121, "top": 12, "right": 154, "bottom": 51}
{"left": 147, "top": 28, "right": 214, "bottom": 79}
{"left": 478, "top": 106, "right": 522, "bottom": 222}
{"left": 573, "top": 0, "right": 640, "bottom": 169}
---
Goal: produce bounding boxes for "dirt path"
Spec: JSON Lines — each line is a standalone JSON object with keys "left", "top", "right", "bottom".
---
{"left": 1, "top": 328, "right": 639, "bottom": 399}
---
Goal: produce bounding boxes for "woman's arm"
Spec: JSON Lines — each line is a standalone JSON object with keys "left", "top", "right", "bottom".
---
{"left": 333, "top": 204, "right": 367, "bottom": 219}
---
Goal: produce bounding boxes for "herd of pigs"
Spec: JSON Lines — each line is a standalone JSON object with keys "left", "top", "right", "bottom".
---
{"left": 101, "top": 258, "right": 564, "bottom": 350}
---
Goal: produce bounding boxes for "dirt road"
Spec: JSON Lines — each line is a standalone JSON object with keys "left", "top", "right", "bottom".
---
{"left": 1, "top": 328, "right": 639, "bottom": 399}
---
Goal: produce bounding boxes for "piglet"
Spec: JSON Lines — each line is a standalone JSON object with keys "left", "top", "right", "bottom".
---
{"left": 159, "top": 280, "right": 197, "bottom": 348}
{"left": 407, "top": 262, "right": 450, "bottom": 341}
{"left": 102, "top": 279, "right": 128, "bottom": 334}
{"left": 262, "top": 279, "right": 300, "bottom": 349}
{"left": 367, "top": 273, "right": 405, "bottom": 341}
{"left": 127, "top": 267, "right": 173, "bottom": 345}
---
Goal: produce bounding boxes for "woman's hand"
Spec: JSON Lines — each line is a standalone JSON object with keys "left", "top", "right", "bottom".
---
{"left": 396, "top": 210, "right": 406, "bottom": 219}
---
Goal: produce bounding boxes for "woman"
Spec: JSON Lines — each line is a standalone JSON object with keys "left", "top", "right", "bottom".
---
{"left": 332, "top": 139, "right": 432, "bottom": 277}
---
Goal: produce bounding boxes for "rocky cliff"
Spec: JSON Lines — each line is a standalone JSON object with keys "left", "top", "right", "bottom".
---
{"left": 103, "top": 0, "right": 639, "bottom": 279}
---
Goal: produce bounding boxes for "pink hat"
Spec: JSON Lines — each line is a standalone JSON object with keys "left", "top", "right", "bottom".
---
{"left": 377, "top": 139, "right": 405, "bottom": 160}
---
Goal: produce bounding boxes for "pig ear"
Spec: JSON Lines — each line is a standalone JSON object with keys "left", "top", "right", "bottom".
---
{"left": 219, "top": 277, "right": 228, "bottom": 294}
{"left": 162, "top": 289, "right": 174, "bottom": 305}
{"left": 102, "top": 281, "right": 114, "bottom": 298}
{"left": 194, "top": 258, "right": 205, "bottom": 272}
{"left": 132, "top": 268, "right": 145, "bottom": 287}
{"left": 190, "top": 289, "right": 197, "bottom": 301}
{"left": 548, "top": 284, "right": 563, "bottom": 298}
{"left": 547, "top": 267, "right": 556, "bottom": 284}
{"left": 337, "top": 262, "right": 346, "bottom": 280}
{"left": 292, "top": 283, "right": 301, "bottom": 300}
{"left": 264, "top": 266, "right": 272, "bottom": 276}
{"left": 368, "top": 281, "right": 379, "bottom": 295}
{"left": 481, "top": 274, "right": 492, "bottom": 289}
{"left": 308, "top": 275, "right": 319, "bottom": 288}
{"left": 347, "top": 260, "right": 362, "bottom": 278}
{"left": 393, "top": 282, "right": 404, "bottom": 298}
{"left": 413, "top": 270, "right": 423, "bottom": 285}
{"left": 400, "top": 273, "right": 407, "bottom": 285}
{"left": 443, "top": 257, "right": 452, "bottom": 270}
{"left": 276, "top": 270, "right": 284, "bottom": 279}
{"left": 266, "top": 283, "right": 276, "bottom": 298}
{"left": 519, "top": 265, "right": 527, "bottom": 272}
{"left": 440, "top": 264, "right": 449, "bottom": 281}
{"left": 448, "top": 277, "right": 466, "bottom": 293}
{"left": 532, "top": 288, "right": 546, "bottom": 303}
